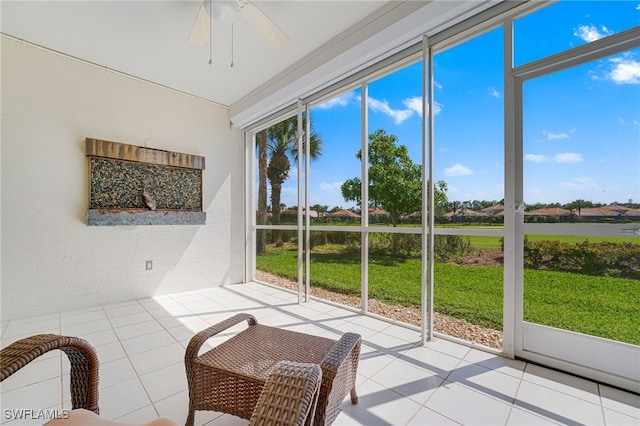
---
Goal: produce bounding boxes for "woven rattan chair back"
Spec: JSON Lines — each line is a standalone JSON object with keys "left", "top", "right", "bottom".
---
{"left": 1, "top": 334, "right": 100, "bottom": 414}
{"left": 248, "top": 361, "right": 322, "bottom": 426}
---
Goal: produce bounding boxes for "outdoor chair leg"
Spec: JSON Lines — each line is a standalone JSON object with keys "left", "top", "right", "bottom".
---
{"left": 350, "top": 388, "right": 358, "bottom": 404}
{"left": 185, "top": 409, "right": 195, "bottom": 426}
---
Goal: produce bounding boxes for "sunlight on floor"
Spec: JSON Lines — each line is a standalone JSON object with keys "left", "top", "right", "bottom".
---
{"left": 1, "top": 283, "right": 638, "bottom": 425}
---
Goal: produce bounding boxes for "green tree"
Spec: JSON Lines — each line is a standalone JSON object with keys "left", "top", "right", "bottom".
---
{"left": 267, "top": 114, "right": 322, "bottom": 243}
{"left": 450, "top": 200, "right": 463, "bottom": 216}
{"left": 341, "top": 129, "right": 447, "bottom": 226}
{"left": 564, "top": 199, "right": 594, "bottom": 218}
{"left": 256, "top": 129, "right": 268, "bottom": 255}
{"left": 310, "top": 204, "right": 329, "bottom": 216}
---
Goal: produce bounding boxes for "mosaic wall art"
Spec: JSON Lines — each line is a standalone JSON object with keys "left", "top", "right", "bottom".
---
{"left": 89, "top": 157, "right": 202, "bottom": 210}
{"left": 86, "top": 138, "right": 206, "bottom": 226}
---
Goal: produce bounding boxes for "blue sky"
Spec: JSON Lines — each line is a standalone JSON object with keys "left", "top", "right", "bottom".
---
{"left": 274, "top": 1, "right": 639, "bottom": 210}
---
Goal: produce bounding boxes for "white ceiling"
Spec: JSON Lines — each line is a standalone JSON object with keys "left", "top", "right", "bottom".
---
{"left": 1, "top": 1, "right": 391, "bottom": 106}
{"left": 3, "top": 1, "right": 509, "bottom": 127}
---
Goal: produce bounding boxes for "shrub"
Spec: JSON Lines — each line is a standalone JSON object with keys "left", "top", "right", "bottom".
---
{"left": 524, "top": 239, "right": 640, "bottom": 279}
{"left": 366, "top": 233, "right": 424, "bottom": 257}
{"left": 434, "top": 235, "right": 474, "bottom": 262}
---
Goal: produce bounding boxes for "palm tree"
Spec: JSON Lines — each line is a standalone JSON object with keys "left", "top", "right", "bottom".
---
{"left": 256, "top": 129, "right": 268, "bottom": 255}
{"left": 266, "top": 114, "right": 322, "bottom": 244}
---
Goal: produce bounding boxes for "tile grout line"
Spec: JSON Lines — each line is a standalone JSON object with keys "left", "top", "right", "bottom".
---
{"left": 100, "top": 300, "right": 161, "bottom": 421}
{"left": 503, "top": 360, "right": 528, "bottom": 425}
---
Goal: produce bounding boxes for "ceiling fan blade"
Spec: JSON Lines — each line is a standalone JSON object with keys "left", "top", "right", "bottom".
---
{"left": 239, "top": 1, "right": 290, "bottom": 49}
{"left": 189, "top": 3, "right": 212, "bottom": 46}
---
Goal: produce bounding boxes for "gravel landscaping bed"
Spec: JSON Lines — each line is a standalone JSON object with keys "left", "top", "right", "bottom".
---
{"left": 255, "top": 270, "right": 503, "bottom": 350}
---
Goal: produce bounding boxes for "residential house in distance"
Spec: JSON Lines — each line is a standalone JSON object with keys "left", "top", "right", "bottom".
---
{"left": 328, "top": 209, "right": 361, "bottom": 220}
{"left": 481, "top": 204, "right": 505, "bottom": 215}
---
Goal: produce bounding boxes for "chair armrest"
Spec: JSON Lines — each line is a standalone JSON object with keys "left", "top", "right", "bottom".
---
{"left": 315, "top": 332, "right": 361, "bottom": 425}
{"left": 185, "top": 313, "right": 258, "bottom": 365}
{"left": 1, "top": 334, "right": 100, "bottom": 414}
{"left": 319, "top": 332, "right": 361, "bottom": 380}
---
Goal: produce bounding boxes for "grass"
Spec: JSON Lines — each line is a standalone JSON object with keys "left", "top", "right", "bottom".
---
{"left": 257, "top": 245, "right": 640, "bottom": 345}
{"left": 523, "top": 271, "right": 639, "bottom": 342}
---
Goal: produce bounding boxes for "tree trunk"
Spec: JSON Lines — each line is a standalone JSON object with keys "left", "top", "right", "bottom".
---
{"left": 270, "top": 181, "right": 282, "bottom": 245}
{"left": 391, "top": 213, "right": 400, "bottom": 253}
{"left": 256, "top": 130, "right": 268, "bottom": 254}
{"left": 267, "top": 152, "right": 290, "bottom": 247}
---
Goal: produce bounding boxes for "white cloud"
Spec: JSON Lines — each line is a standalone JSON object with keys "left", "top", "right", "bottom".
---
{"left": 554, "top": 152, "right": 583, "bottom": 163}
{"left": 403, "top": 97, "right": 423, "bottom": 117}
{"left": 544, "top": 127, "right": 575, "bottom": 140}
{"left": 444, "top": 163, "right": 473, "bottom": 176}
{"left": 589, "top": 53, "right": 640, "bottom": 85}
{"left": 525, "top": 154, "right": 548, "bottom": 163}
{"left": 404, "top": 97, "right": 443, "bottom": 118}
{"left": 429, "top": 101, "right": 443, "bottom": 116}
{"left": 445, "top": 184, "right": 461, "bottom": 195}
{"left": 367, "top": 97, "right": 413, "bottom": 124}
{"left": 606, "top": 56, "right": 640, "bottom": 84}
{"left": 315, "top": 92, "right": 355, "bottom": 109}
{"left": 524, "top": 152, "right": 582, "bottom": 163}
{"left": 318, "top": 182, "right": 343, "bottom": 193}
{"left": 434, "top": 80, "right": 443, "bottom": 90}
{"left": 574, "top": 24, "right": 613, "bottom": 42}
{"left": 636, "top": 3, "right": 640, "bottom": 10}
{"left": 546, "top": 132, "right": 570, "bottom": 140}
{"left": 366, "top": 96, "right": 441, "bottom": 124}
{"left": 489, "top": 87, "right": 501, "bottom": 98}
{"left": 560, "top": 176, "right": 597, "bottom": 191}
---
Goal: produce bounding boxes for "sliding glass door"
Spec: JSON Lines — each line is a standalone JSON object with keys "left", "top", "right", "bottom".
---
{"left": 513, "top": 3, "right": 640, "bottom": 391}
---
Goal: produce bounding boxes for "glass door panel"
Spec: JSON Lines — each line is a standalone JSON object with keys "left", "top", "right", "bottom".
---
{"left": 520, "top": 48, "right": 640, "bottom": 391}
{"left": 306, "top": 90, "right": 364, "bottom": 305}
{"left": 254, "top": 113, "right": 301, "bottom": 289}
{"left": 367, "top": 232, "right": 422, "bottom": 325}
{"left": 433, "top": 27, "right": 505, "bottom": 349}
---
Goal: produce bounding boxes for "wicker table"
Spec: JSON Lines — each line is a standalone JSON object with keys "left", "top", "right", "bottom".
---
{"left": 184, "top": 313, "right": 361, "bottom": 426}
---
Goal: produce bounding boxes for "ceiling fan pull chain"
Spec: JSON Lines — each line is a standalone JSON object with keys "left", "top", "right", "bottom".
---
{"left": 230, "top": 22, "right": 235, "bottom": 67}
{"left": 208, "top": 0, "right": 213, "bottom": 65}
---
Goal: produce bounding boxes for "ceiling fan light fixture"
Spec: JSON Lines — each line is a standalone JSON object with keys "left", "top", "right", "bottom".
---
{"left": 206, "top": 1, "right": 238, "bottom": 22}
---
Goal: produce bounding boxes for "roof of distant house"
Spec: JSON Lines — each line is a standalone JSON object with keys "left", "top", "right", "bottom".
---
{"left": 329, "top": 209, "right": 361, "bottom": 218}
{"left": 368, "top": 207, "right": 387, "bottom": 216}
{"left": 526, "top": 207, "right": 571, "bottom": 216}
{"left": 578, "top": 207, "right": 623, "bottom": 217}
{"left": 444, "top": 209, "right": 487, "bottom": 217}
{"left": 481, "top": 204, "right": 504, "bottom": 214}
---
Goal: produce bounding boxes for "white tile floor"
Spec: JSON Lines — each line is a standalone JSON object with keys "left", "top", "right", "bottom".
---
{"left": 1, "top": 282, "right": 638, "bottom": 426}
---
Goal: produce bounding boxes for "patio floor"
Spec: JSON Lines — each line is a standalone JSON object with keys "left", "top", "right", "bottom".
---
{"left": 1, "top": 282, "right": 638, "bottom": 425}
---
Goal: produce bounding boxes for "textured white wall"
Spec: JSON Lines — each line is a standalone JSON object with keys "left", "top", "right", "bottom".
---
{"left": 1, "top": 36, "right": 245, "bottom": 320}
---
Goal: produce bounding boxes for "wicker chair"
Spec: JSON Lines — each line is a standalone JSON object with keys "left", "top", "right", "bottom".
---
{"left": 1, "top": 334, "right": 179, "bottom": 426}
{"left": 185, "top": 313, "right": 361, "bottom": 426}
{"left": 248, "top": 361, "right": 322, "bottom": 426}
{"left": 1, "top": 334, "right": 100, "bottom": 414}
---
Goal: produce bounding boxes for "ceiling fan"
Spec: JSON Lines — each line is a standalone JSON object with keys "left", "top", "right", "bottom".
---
{"left": 189, "top": 0, "right": 290, "bottom": 55}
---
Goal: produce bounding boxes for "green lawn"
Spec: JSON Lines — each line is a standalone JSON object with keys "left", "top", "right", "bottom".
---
{"left": 257, "top": 246, "right": 640, "bottom": 345}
